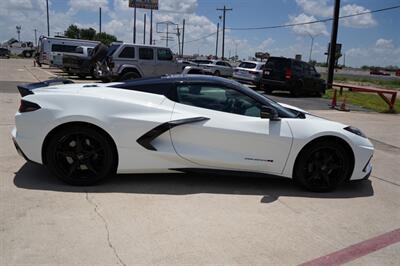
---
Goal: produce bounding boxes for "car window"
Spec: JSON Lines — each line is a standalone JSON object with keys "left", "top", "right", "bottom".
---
{"left": 239, "top": 62, "right": 257, "bottom": 69}
{"left": 119, "top": 47, "right": 135, "bottom": 58}
{"left": 157, "top": 48, "right": 173, "bottom": 61}
{"left": 216, "top": 61, "right": 224, "bottom": 66}
{"left": 74, "top": 47, "right": 84, "bottom": 54}
{"left": 87, "top": 48, "right": 93, "bottom": 55}
{"left": 51, "top": 44, "right": 78, "bottom": 53}
{"left": 225, "top": 62, "right": 232, "bottom": 68}
{"left": 139, "top": 48, "right": 154, "bottom": 60}
{"left": 310, "top": 66, "right": 317, "bottom": 76}
{"left": 177, "top": 84, "right": 261, "bottom": 117}
{"left": 193, "top": 60, "right": 212, "bottom": 64}
{"left": 293, "top": 60, "right": 302, "bottom": 72}
{"left": 107, "top": 44, "right": 121, "bottom": 56}
{"left": 302, "top": 63, "right": 311, "bottom": 75}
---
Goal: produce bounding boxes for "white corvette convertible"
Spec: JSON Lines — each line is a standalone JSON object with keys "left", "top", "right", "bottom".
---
{"left": 12, "top": 75, "right": 373, "bottom": 192}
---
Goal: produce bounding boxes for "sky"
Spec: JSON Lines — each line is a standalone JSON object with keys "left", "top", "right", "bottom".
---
{"left": 0, "top": 0, "right": 399, "bottom": 67}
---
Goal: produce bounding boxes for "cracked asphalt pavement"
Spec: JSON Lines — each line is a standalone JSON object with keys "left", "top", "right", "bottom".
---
{"left": 1, "top": 59, "right": 399, "bottom": 265}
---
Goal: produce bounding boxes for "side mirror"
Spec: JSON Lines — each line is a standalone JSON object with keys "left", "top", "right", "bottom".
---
{"left": 260, "top": 106, "right": 281, "bottom": 121}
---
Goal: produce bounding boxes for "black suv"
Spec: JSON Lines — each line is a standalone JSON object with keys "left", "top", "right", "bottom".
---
{"left": 261, "top": 57, "right": 326, "bottom": 97}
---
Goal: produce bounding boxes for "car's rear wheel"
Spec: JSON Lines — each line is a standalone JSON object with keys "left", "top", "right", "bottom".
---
{"left": 120, "top": 71, "right": 140, "bottom": 81}
{"left": 46, "top": 126, "right": 117, "bottom": 186}
{"left": 294, "top": 140, "right": 352, "bottom": 192}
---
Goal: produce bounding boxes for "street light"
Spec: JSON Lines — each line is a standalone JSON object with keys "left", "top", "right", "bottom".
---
{"left": 16, "top": 25, "right": 21, "bottom": 41}
{"left": 308, "top": 33, "right": 320, "bottom": 62}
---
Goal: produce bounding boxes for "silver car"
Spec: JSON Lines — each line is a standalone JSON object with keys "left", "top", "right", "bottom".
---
{"left": 191, "top": 59, "right": 233, "bottom": 77}
{"left": 233, "top": 61, "right": 265, "bottom": 88}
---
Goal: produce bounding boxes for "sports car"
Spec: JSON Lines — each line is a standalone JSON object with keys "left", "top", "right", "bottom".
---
{"left": 12, "top": 75, "right": 374, "bottom": 192}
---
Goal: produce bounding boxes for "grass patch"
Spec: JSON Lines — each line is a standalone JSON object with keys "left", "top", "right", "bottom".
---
{"left": 323, "top": 89, "right": 399, "bottom": 113}
{"left": 333, "top": 76, "right": 400, "bottom": 90}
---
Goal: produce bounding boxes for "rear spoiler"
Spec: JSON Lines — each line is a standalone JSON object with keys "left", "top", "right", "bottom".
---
{"left": 17, "top": 79, "right": 74, "bottom": 97}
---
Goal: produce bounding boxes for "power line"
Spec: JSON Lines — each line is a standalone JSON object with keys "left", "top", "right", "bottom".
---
{"left": 171, "top": 4, "right": 399, "bottom": 50}
{"left": 227, "top": 5, "right": 400, "bottom": 31}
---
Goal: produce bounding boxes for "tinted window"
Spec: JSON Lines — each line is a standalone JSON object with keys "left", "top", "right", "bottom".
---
{"left": 302, "top": 63, "right": 311, "bottom": 75}
{"left": 87, "top": 48, "right": 93, "bottom": 55}
{"left": 293, "top": 60, "right": 302, "bottom": 72}
{"left": 177, "top": 84, "right": 261, "bottom": 117}
{"left": 225, "top": 62, "right": 232, "bottom": 67}
{"left": 193, "top": 60, "right": 212, "bottom": 64}
{"left": 157, "top": 48, "right": 173, "bottom": 61}
{"left": 239, "top": 62, "right": 257, "bottom": 69}
{"left": 216, "top": 61, "right": 224, "bottom": 66}
{"left": 139, "top": 48, "right": 154, "bottom": 60}
{"left": 119, "top": 47, "right": 135, "bottom": 58}
{"left": 51, "top": 44, "right": 78, "bottom": 53}
{"left": 265, "top": 58, "right": 290, "bottom": 70}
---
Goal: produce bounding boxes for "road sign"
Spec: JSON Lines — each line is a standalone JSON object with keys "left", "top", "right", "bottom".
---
{"left": 129, "top": 0, "right": 158, "bottom": 10}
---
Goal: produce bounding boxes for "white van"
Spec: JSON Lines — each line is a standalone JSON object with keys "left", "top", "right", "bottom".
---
{"left": 37, "top": 36, "right": 99, "bottom": 66}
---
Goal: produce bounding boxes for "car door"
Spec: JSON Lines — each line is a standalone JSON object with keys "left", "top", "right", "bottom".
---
{"left": 138, "top": 47, "right": 156, "bottom": 76}
{"left": 215, "top": 61, "right": 228, "bottom": 76}
{"left": 170, "top": 83, "right": 293, "bottom": 174}
{"left": 300, "top": 62, "right": 315, "bottom": 92}
{"left": 156, "top": 48, "right": 179, "bottom": 74}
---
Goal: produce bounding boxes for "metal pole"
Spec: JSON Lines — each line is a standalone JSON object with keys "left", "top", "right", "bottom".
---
{"left": 133, "top": 7, "right": 137, "bottom": 43}
{"left": 34, "top": 29, "right": 37, "bottom": 46}
{"left": 215, "top": 22, "right": 219, "bottom": 58}
{"left": 166, "top": 24, "right": 169, "bottom": 47}
{"left": 99, "top": 7, "right": 102, "bottom": 33}
{"left": 309, "top": 35, "right": 314, "bottom": 62}
{"left": 177, "top": 27, "right": 181, "bottom": 56}
{"left": 46, "top": 0, "right": 50, "bottom": 36}
{"left": 150, "top": 9, "right": 153, "bottom": 45}
{"left": 222, "top": 7, "right": 226, "bottom": 59}
{"left": 181, "top": 19, "right": 185, "bottom": 56}
{"left": 327, "top": 0, "right": 341, "bottom": 88}
{"left": 143, "top": 13, "right": 146, "bottom": 44}
{"left": 217, "top": 6, "right": 232, "bottom": 60}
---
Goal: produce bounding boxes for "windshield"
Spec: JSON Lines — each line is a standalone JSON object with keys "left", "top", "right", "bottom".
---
{"left": 107, "top": 44, "right": 121, "bottom": 56}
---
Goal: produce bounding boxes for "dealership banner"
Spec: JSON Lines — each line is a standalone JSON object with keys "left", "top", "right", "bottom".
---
{"left": 129, "top": 0, "right": 158, "bottom": 10}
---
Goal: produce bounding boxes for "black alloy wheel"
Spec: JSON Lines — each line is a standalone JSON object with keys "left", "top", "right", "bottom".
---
{"left": 46, "top": 126, "right": 116, "bottom": 185}
{"left": 294, "top": 141, "right": 352, "bottom": 192}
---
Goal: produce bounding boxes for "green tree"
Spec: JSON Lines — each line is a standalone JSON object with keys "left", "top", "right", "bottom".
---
{"left": 94, "top": 32, "right": 118, "bottom": 46}
{"left": 64, "top": 24, "right": 80, "bottom": 39}
{"left": 63, "top": 24, "right": 118, "bottom": 46}
{"left": 80, "top": 28, "right": 96, "bottom": 40}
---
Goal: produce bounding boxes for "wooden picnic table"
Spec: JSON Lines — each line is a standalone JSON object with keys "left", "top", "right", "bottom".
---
{"left": 332, "top": 82, "right": 398, "bottom": 111}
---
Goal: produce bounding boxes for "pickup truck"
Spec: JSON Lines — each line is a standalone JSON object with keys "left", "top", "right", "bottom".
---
{"left": 62, "top": 46, "right": 95, "bottom": 78}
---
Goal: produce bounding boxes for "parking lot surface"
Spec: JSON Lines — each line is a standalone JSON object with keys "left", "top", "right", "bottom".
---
{"left": 1, "top": 59, "right": 399, "bottom": 265}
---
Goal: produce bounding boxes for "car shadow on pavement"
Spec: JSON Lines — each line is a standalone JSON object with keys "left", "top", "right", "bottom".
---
{"left": 14, "top": 162, "right": 374, "bottom": 203}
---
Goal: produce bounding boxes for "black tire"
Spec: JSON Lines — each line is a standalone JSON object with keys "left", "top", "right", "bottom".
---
{"left": 293, "top": 140, "right": 352, "bottom": 192}
{"left": 120, "top": 71, "right": 140, "bottom": 81}
{"left": 214, "top": 70, "right": 221, "bottom": 76}
{"left": 45, "top": 125, "right": 117, "bottom": 186}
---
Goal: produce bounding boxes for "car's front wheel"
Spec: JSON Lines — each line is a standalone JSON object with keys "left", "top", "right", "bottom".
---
{"left": 120, "top": 71, "right": 140, "bottom": 81}
{"left": 46, "top": 125, "right": 117, "bottom": 185}
{"left": 294, "top": 140, "right": 352, "bottom": 192}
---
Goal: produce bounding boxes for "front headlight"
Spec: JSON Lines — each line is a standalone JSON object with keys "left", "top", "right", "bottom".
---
{"left": 344, "top": 126, "right": 367, "bottom": 138}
